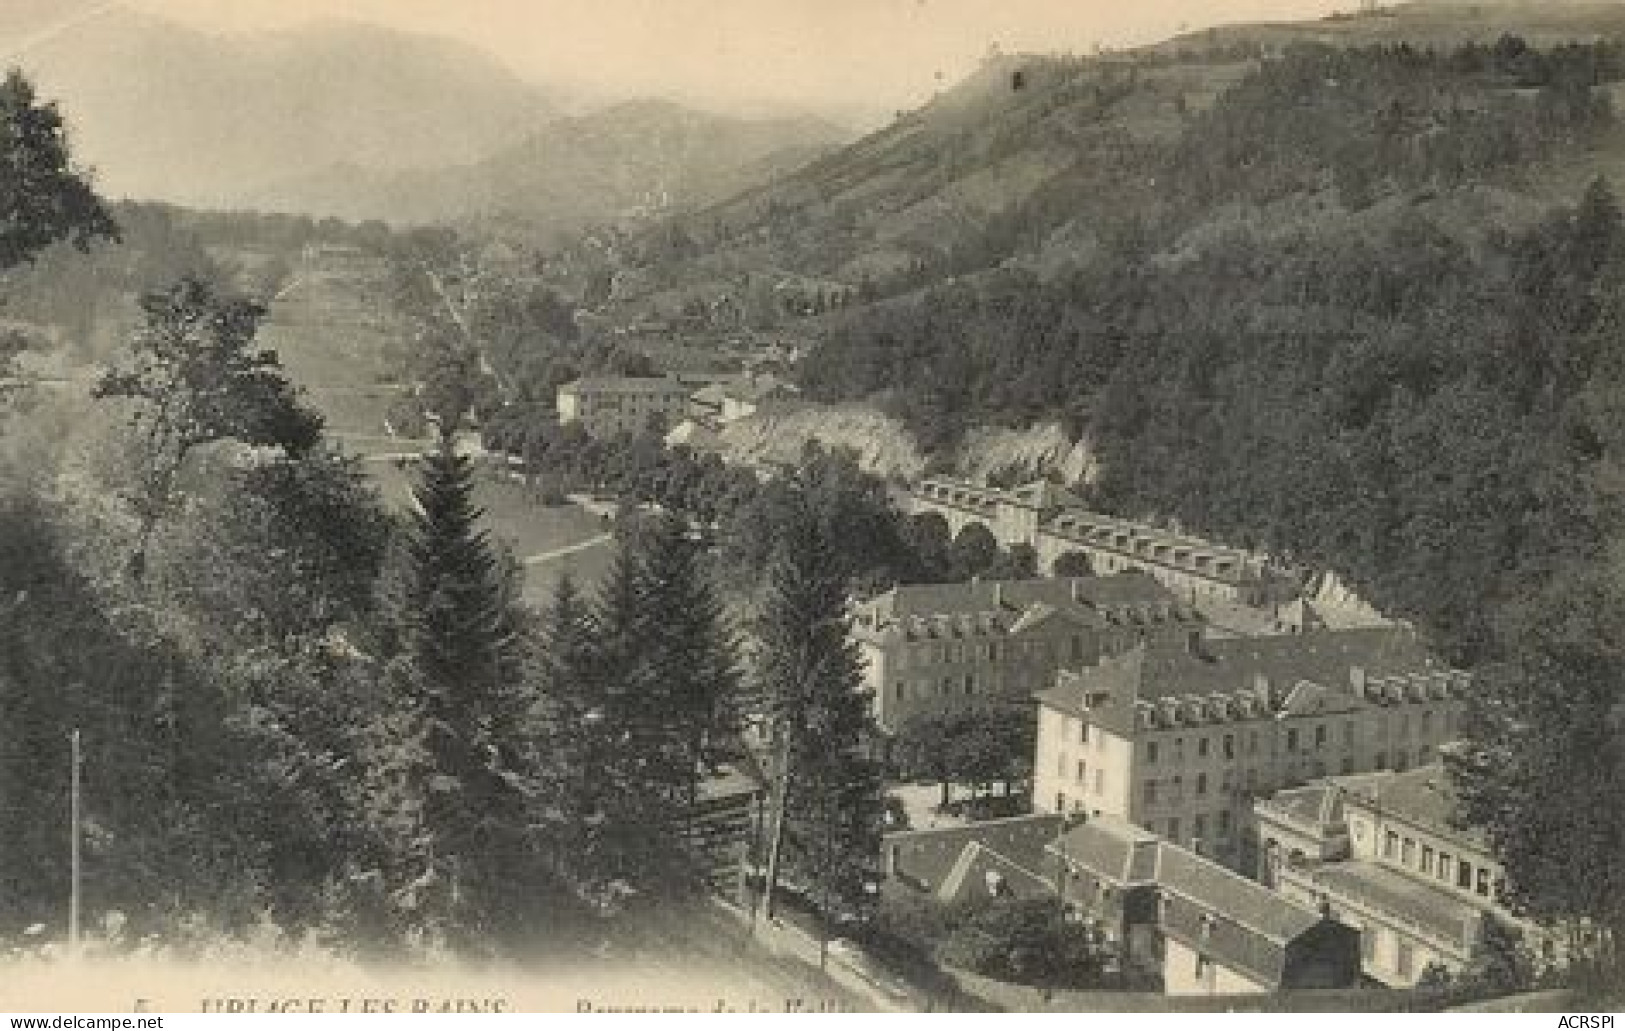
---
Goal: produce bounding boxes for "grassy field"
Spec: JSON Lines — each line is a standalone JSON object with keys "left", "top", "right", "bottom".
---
{"left": 264, "top": 254, "right": 619, "bottom": 603}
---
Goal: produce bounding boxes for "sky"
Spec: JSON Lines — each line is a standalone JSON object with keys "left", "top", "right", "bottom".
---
{"left": 120, "top": 0, "right": 1351, "bottom": 119}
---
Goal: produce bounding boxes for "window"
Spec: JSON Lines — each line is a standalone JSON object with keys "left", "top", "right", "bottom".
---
{"left": 1476, "top": 868, "right": 1492, "bottom": 897}
{"left": 1457, "top": 859, "right": 1472, "bottom": 890}
{"left": 1055, "top": 792, "right": 1066, "bottom": 812}
{"left": 1144, "top": 780, "right": 1158, "bottom": 805}
{"left": 1168, "top": 818, "right": 1181, "bottom": 841}
{"left": 1245, "top": 769, "right": 1258, "bottom": 790}
{"left": 940, "top": 678, "right": 951, "bottom": 696}
{"left": 1248, "top": 730, "right": 1260, "bottom": 755}
{"left": 1438, "top": 852, "right": 1452, "bottom": 883}
{"left": 1287, "top": 728, "right": 1300, "bottom": 753}
{"left": 1196, "top": 773, "right": 1208, "bottom": 796}
{"left": 1396, "top": 940, "right": 1414, "bottom": 979}
{"left": 1315, "top": 724, "right": 1328, "bottom": 750}
{"left": 1057, "top": 754, "right": 1067, "bottom": 777}
{"left": 1079, "top": 722, "right": 1090, "bottom": 745}
{"left": 964, "top": 674, "right": 975, "bottom": 695}
{"left": 1400, "top": 714, "right": 1412, "bottom": 739}
{"left": 1198, "top": 737, "right": 1210, "bottom": 759}
{"left": 1194, "top": 813, "right": 1208, "bottom": 840}
{"left": 1402, "top": 838, "right": 1416, "bottom": 867}
{"left": 1223, "top": 734, "right": 1235, "bottom": 760}
{"left": 1384, "top": 831, "right": 1399, "bottom": 860}
{"left": 1395, "top": 750, "right": 1410, "bottom": 772}
{"left": 1077, "top": 760, "right": 1087, "bottom": 785}
{"left": 1175, "top": 737, "right": 1185, "bottom": 763}
{"left": 1313, "top": 760, "right": 1327, "bottom": 778}
{"left": 1421, "top": 846, "right": 1434, "bottom": 876}
{"left": 1219, "top": 809, "right": 1231, "bottom": 834}
{"left": 894, "top": 681, "right": 906, "bottom": 701}
{"left": 1344, "top": 721, "right": 1355, "bottom": 747}
{"left": 1421, "top": 710, "right": 1433, "bottom": 737}
{"left": 1146, "top": 741, "right": 1159, "bottom": 765}
{"left": 986, "top": 642, "right": 999, "bottom": 662}
{"left": 1094, "top": 768, "right": 1104, "bottom": 794}
{"left": 1340, "top": 757, "right": 1354, "bottom": 775}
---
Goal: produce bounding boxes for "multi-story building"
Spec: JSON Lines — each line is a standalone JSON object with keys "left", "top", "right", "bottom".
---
{"left": 1032, "top": 627, "right": 1469, "bottom": 873}
{"left": 556, "top": 376, "right": 694, "bottom": 438}
{"left": 1048, "top": 815, "right": 1361, "bottom": 995}
{"left": 850, "top": 574, "right": 1202, "bottom": 734}
{"left": 1257, "top": 764, "right": 1565, "bottom": 987}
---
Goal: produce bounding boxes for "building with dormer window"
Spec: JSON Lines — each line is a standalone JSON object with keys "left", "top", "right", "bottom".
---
{"left": 851, "top": 574, "right": 1202, "bottom": 734}
{"left": 1032, "top": 627, "right": 1468, "bottom": 873}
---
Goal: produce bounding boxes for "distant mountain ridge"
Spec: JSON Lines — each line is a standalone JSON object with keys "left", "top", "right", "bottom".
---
{"left": 249, "top": 99, "right": 849, "bottom": 227}
{"left": 4, "top": 5, "right": 846, "bottom": 226}
{"left": 8, "top": 4, "right": 558, "bottom": 209}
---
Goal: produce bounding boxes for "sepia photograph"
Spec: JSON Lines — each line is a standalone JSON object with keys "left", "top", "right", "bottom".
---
{"left": 0, "top": 0, "right": 1622, "bottom": 1016}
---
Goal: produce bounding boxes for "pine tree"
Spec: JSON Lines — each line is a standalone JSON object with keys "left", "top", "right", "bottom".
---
{"left": 587, "top": 514, "right": 741, "bottom": 898}
{"left": 756, "top": 504, "right": 886, "bottom": 930}
{"left": 531, "top": 575, "right": 616, "bottom": 891}
{"left": 377, "top": 435, "right": 535, "bottom": 951}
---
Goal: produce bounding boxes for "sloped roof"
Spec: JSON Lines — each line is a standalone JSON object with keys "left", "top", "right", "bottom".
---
{"left": 1339, "top": 763, "right": 1485, "bottom": 850}
{"left": 1256, "top": 782, "right": 1345, "bottom": 834}
{"left": 1046, "top": 814, "right": 1161, "bottom": 885}
{"left": 1299, "top": 859, "right": 1482, "bottom": 950}
{"left": 937, "top": 840, "right": 1056, "bottom": 905}
{"left": 1040, "top": 627, "right": 1442, "bottom": 736}
{"left": 1039, "top": 816, "right": 1339, "bottom": 988}
{"left": 1155, "top": 842, "right": 1337, "bottom": 988}
{"left": 560, "top": 376, "right": 691, "bottom": 395}
{"left": 854, "top": 574, "right": 1194, "bottom": 646}
{"left": 884, "top": 814, "right": 1065, "bottom": 893}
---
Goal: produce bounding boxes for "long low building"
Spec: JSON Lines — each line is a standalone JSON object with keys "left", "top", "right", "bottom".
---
{"left": 907, "top": 477, "right": 1279, "bottom": 605}
{"left": 882, "top": 813, "right": 1361, "bottom": 996}
{"left": 1050, "top": 815, "right": 1362, "bottom": 995}
{"left": 1256, "top": 764, "right": 1567, "bottom": 988}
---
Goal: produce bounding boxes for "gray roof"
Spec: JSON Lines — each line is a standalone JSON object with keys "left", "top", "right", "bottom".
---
{"left": 560, "top": 376, "right": 691, "bottom": 395}
{"left": 1295, "top": 859, "right": 1483, "bottom": 950}
{"left": 1038, "top": 815, "right": 1337, "bottom": 988}
{"left": 884, "top": 814, "right": 1065, "bottom": 893}
{"left": 854, "top": 574, "right": 1195, "bottom": 645}
{"left": 1039, "top": 626, "right": 1447, "bottom": 736}
{"left": 1338, "top": 763, "right": 1486, "bottom": 850}
{"left": 1046, "top": 815, "right": 1161, "bottom": 885}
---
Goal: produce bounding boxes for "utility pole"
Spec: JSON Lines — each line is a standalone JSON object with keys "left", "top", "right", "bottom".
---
{"left": 69, "top": 728, "right": 81, "bottom": 959}
{"left": 757, "top": 719, "right": 794, "bottom": 925}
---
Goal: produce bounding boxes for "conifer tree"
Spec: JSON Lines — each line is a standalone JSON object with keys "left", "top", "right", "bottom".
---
{"left": 375, "top": 435, "right": 536, "bottom": 951}
{"left": 756, "top": 504, "right": 886, "bottom": 929}
{"left": 531, "top": 575, "right": 616, "bottom": 889}
{"left": 587, "top": 514, "right": 743, "bottom": 898}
